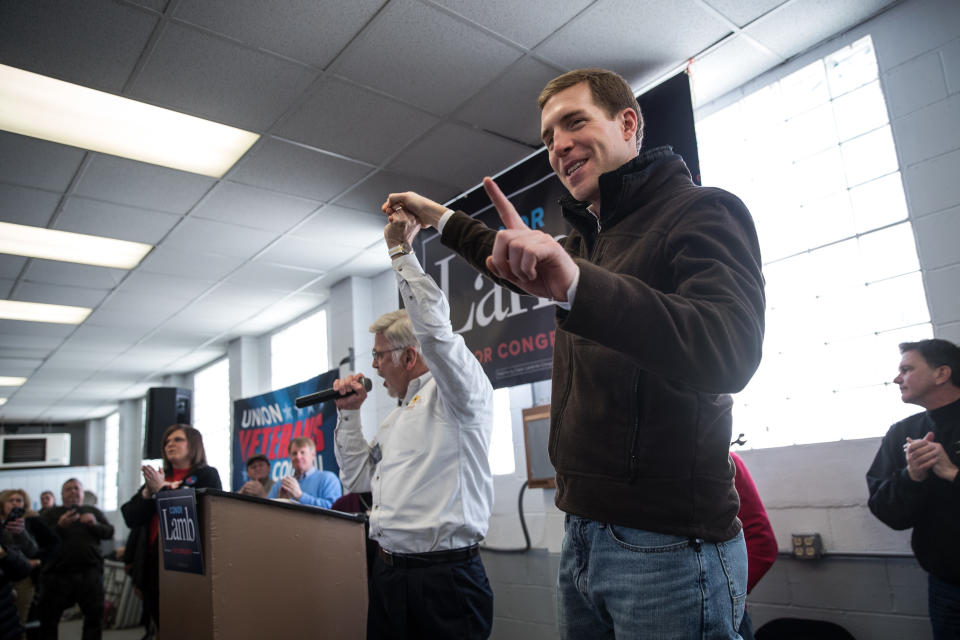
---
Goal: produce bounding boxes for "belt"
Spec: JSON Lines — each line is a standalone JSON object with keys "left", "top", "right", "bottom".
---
{"left": 378, "top": 545, "right": 479, "bottom": 569}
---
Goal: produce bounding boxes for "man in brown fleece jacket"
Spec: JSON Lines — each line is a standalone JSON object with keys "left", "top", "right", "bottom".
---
{"left": 382, "top": 68, "right": 765, "bottom": 639}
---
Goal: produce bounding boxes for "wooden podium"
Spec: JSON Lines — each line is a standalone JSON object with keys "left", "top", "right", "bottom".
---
{"left": 159, "top": 489, "right": 368, "bottom": 639}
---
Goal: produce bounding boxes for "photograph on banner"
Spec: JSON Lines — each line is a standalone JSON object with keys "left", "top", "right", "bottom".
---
{"left": 417, "top": 72, "right": 699, "bottom": 390}
{"left": 231, "top": 369, "right": 340, "bottom": 491}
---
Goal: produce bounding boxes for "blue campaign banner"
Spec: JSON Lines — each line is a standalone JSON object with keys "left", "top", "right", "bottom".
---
{"left": 231, "top": 369, "right": 340, "bottom": 491}
{"left": 156, "top": 488, "right": 203, "bottom": 574}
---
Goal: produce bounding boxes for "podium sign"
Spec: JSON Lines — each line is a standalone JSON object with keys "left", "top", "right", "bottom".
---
{"left": 156, "top": 488, "right": 204, "bottom": 574}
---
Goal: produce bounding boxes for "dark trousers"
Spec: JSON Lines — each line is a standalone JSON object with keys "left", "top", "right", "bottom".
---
{"left": 929, "top": 573, "right": 960, "bottom": 640}
{"left": 37, "top": 567, "right": 104, "bottom": 640}
{"left": 368, "top": 551, "right": 493, "bottom": 640}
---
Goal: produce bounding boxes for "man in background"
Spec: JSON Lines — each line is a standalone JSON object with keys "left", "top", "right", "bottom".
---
{"left": 266, "top": 437, "right": 341, "bottom": 508}
{"left": 39, "top": 491, "right": 55, "bottom": 513}
{"left": 868, "top": 338, "right": 960, "bottom": 639}
{"left": 238, "top": 454, "right": 275, "bottom": 498}
{"left": 38, "top": 478, "right": 114, "bottom": 640}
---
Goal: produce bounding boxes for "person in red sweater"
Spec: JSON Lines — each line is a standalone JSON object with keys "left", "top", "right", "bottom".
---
{"left": 731, "top": 451, "right": 778, "bottom": 640}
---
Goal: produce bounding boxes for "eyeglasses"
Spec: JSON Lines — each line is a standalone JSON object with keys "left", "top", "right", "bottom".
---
{"left": 371, "top": 347, "right": 405, "bottom": 362}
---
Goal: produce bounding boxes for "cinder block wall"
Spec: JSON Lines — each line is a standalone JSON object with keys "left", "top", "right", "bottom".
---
{"left": 483, "top": 0, "right": 960, "bottom": 638}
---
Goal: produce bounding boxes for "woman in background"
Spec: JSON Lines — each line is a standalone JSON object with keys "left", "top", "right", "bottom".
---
{"left": 0, "top": 489, "right": 58, "bottom": 631}
{"left": 121, "top": 424, "right": 220, "bottom": 637}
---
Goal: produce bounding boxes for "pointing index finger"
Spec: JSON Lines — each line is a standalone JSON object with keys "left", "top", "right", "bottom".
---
{"left": 483, "top": 177, "right": 527, "bottom": 230}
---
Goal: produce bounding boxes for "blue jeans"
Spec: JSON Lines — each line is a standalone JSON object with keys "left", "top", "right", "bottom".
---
{"left": 558, "top": 515, "right": 746, "bottom": 640}
{"left": 929, "top": 573, "right": 960, "bottom": 640}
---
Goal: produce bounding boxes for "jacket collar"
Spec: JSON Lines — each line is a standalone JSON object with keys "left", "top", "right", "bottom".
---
{"left": 559, "top": 145, "right": 682, "bottom": 234}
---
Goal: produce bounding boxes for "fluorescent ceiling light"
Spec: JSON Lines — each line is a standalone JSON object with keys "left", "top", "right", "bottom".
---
{"left": 0, "top": 377, "right": 26, "bottom": 387}
{"left": 0, "top": 300, "right": 91, "bottom": 325}
{"left": 0, "top": 221, "right": 152, "bottom": 269}
{"left": 0, "top": 64, "right": 259, "bottom": 178}
{"left": 0, "top": 398, "right": 7, "bottom": 406}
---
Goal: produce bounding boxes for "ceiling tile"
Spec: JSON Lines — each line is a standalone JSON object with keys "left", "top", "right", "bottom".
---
{"left": 160, "top": 217, "right": 278, "bottom": 258}
{"left": 68, "top": 322, "right": 155, "bottom": 348}
{"left": 0, "top": 255, "right": 27, "bottom": 280}
{"left": 129, "top": 22, "right": 317, "bottom": 131}
{"left": 387, "top": 122, "right": 533, "bottom": 191}
{"left": 56, "top": 196, "right": 182, "bottom": 244}
{"left": 230, "top": 291, "right": 329, "bottom": 335}
{"left": 702, "top": 0, "right": 790, "bottom": 27}
{"left": 44, "top": 347, "right": 124, "bottom": 370}
{"left": 690, "top": 35, "right": 783, "bottom": 106}
{"left": 0, "top": 132, "right": 85, "bottom": 192}
{"left": 334, "top": 247, "right": 392, "bottom": 279}
{"left": 159, "top": 347, "right": 225, "bottom": 375}
{"left": 74, "top": 154, "right": 215, "bottom": 214}
{"left": 13, "top": 281, "right": 109, "bottom": 308}
{"left": 231, "top": 137, "right": 373, "bottom": 201}
{"left": 116, "top": 270, "right": 216, "bottom": 302}
{"left": 0, "top": 345, "right": 50, "bottom": 361}
{"left": 98, "top": 289, "right": 192, "bottom": 315}
{"left": 0, "top": 357, "right": 42, "bottom": 376}
{"left": 336, "top": 170, "right": 461, "bottom": 214}
{"left": 0, "top": 332, "right": 67, "bottom": 352}
{"left": 200, "top": 282, "right": 290, "bottom": 311}
{"left": 0, "top": 319, "right": 74, "bottom": 339}
{"left": 333, "top": 0, "right": 523, "bottom": 114}
{"left": 291, "top": 204, "right": 386, "bottom": 249}
{"left": 746, "top": 0, "right": 893, "bottom": 59}
{"left": 136, "top": 247, "right": 245, "bottom": 280}
{"left": 192, "top": 181, "right": 320, "bottom": 231}
{"left": 79, "top": 307, "right": 167, "bottom": 334}
{"left": 276, "top": 78, "right": 439, "bottom": 164}
{"left": 434, "top": 0, "right": 593, "bottom": 48}
{"left": 0, "top": 184, "right": 61, "bottom": 227}
{"left": 535, "top": 0, "right": 731, "bottom": 89}
{"left": 173, "top": 0, "right": 384, "bottom": 68}
{"left": 0, "top": 278, "right": 12, "bottom": 299}
{"left": 0, "top": 0, "right": 158, "bottom": 93}
{"left": 22, "top": 259, "right": 127, "bottom": 289}
{"left": 255, "top": 236, "right": 360, "bottom": 272}
{"left": 138, "top": 329, "right": 219, "bottom": 353}
{"left": 165, "top": 300, "right": 259, "bottom": 334}
{"left": 455, "top": 57, "right": 564, "bottom": 146}
{"left": 227, "top": 262, "right": 325, "bottom": 292}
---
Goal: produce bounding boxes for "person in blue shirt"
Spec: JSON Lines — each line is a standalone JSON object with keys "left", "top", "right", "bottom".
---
{"left": 267, "top": 437, "right": 342, "bottom": 508}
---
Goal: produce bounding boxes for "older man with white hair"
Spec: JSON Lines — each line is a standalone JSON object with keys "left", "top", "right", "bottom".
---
{"left": 333, "top": 208, "right": 495, "bottom": 640}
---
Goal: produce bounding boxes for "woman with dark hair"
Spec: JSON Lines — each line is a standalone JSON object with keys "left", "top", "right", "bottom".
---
{"left": 121, "top": 424, "right": 220, "bottom": 636}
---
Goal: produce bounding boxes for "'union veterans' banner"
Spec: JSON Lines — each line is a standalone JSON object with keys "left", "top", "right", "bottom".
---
{"left": 417, "top": 72, "right": 698, "bottom": 389}
{"left": 231, "top": 370, "right": 339, "bottom": 491}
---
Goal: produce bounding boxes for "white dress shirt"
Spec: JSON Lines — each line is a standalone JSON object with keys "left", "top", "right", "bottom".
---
{"left": 334, "top": 253, "right": 494, "bottom": 554}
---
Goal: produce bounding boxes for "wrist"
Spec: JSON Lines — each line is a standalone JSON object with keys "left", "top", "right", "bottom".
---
{"left": 388, "top": 242, "right": 413, "bottom": 259}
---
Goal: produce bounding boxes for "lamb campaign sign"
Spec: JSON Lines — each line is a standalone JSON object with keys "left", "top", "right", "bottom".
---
{"left": 231, "top": 370, "right": 339, "bottom": 491}
{"left": 417, "top": 72, "right": 699, "bottom": 390}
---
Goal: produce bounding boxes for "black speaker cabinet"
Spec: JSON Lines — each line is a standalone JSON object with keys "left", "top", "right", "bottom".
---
{"left": 144, "top": 387, "right": 193, "bottom": 459}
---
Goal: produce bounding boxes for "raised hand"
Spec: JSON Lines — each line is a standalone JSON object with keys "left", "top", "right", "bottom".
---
{"left": 483, "top": 177, "right": 578, "bottom": 301}
{"left": 385, "top": 206, "right": 421, "bottom": 247}
{"left": 382, "top": 191, "right": 448, "bottom": 228}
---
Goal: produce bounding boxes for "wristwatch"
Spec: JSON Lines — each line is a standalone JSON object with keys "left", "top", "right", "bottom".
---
{"left": 389, "top": 242, "right": 413, "bottom": 258}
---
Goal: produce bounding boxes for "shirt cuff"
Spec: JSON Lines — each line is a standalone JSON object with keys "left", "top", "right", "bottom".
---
{"left": 554, "top": 266, "right": 580, "bottom": 310}
{"left": 436, "top": 209, "right": 455, "bottom": 233}
{"left": 391, "top": 252, "right": 422, "bottom": 274}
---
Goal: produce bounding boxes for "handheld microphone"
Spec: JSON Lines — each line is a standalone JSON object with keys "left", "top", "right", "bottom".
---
{"left": 294, "top": 376, "right": 373, "bottom": 408}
